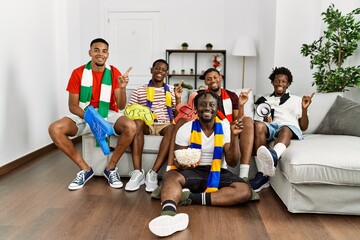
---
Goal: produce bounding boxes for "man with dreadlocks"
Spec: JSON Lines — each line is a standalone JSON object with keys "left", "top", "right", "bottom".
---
{"left": 148, "top": 91, "right": 252, "bottom": 237}
{"left": 250, "top": 67, "right": 315, "bottom": 192}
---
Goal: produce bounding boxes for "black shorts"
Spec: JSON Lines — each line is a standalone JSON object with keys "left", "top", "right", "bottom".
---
{"left": 177, "top": 165, "right": 246, "bottom": 193}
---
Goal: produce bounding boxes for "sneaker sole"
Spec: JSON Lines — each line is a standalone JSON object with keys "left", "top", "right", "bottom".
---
{"left": 68, "top": 172, "right": 95, "bottom": 191}
{"left": 149, "top": 213, "right": 189, "bottom": 237}
{"left": 253, "top": 181, "right": 270, "bottom": 193}
{"left": 257, "top": 146, "right": 276, "bottom": 177}
{"left": 125, "top": 179, "right": 145, "bottom": 191}
{"left": 145, "top": 184, "right": 158, "bottom": 192}
{"left": 103, "top": 173, "right": 123, "bottom": 189}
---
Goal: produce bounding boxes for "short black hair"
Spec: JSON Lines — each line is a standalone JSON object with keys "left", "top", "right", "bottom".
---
{"left": 269, "top": 67, "right": 293, "bottom": 84}
{"left": 152, "top": 59, "right": 169, "bottom": 70}
{"left": 194, "top": 91, "right": 221, "bottom": 110}
{"left": 199, "top": 68, "right": 221, "bottom": 80}
{"left": 90, "top": 38, "right": 109, "bottom": 48}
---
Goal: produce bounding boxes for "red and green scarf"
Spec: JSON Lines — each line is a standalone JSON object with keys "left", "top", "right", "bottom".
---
{"left": 79, "top": 61, "right": 112, "bottom": 118}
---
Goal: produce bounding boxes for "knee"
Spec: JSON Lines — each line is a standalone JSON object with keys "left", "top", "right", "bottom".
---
{"left": 254, "top": 122, "right": 266, "bottom": 135}
{"left": 48, "top": 122, "right": 62, "bottom": 138}
{"left": 242, "top": 117, "right": 254, "bottom": 130}
{"left": 235, "top": 183, "right": 252, "bottom": 203}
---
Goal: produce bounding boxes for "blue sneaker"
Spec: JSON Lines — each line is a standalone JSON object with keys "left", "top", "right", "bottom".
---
{"left": 103, "top": 167, "right": 123, "bottom": 189}
{"left": 68, "top": 168, "right": 94, "bottom": 190}
{"left": 257, "top": 146, "right": 278, "bottom": 177}
{"left": 250, "top": 172, "right": 270, "bottom": 192}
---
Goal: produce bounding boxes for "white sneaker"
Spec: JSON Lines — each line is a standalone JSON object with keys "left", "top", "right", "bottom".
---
{"left": 145, "top": 170, "right": 158, "bottom": 192}
{"left": 149, "top": 213, "right": 189, "bottom": 237}
{"left": 125, "top": 169, "right": 145, "bottom": 191}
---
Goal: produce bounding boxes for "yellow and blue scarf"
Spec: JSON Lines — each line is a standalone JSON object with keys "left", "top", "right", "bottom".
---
{"left": 190, "top": 116, "right": 224, "bottom": 192}
{"left": 146, "top": 80, "right": 174, "bottom": 123}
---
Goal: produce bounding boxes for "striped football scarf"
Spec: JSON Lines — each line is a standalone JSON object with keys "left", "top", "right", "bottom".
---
{"left": 79, "top": 61, "right": 112, "bottom": 118}
{"left": 190, "top": 116, "right": 224, "bottom": 192}
{"left": 146, "top": 80, "right": 174, "bottom": 123}
{"left": 206, "top": 88, "right": 233, "bottom": 122}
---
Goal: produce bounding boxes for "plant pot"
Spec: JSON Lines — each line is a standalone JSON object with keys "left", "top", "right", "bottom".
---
{"left": 207, "top": 47, "right": 212, "bottom": 51}
{"left": 182, "top": 47, "right": 188, "bottom": 50}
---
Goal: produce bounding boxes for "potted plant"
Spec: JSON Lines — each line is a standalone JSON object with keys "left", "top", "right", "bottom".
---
{"left": 190, "top": 68, "right": 194, "bottom": 75}
{"left": 206, "top": 43, "right": 213, "bottom": 50}
{"left": 181, "top": 69, "right": 185, "bottom": 74}
{"left": 300, "top": 4, "right": 360, "bottom": 92}
{"left": 174, "top": 82, "right": 193, "bottom": 90}
{"left": 181, "top": 42, "right": 188, "bottom": 50}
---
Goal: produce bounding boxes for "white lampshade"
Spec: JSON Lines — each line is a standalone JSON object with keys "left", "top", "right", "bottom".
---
{"left": 232, "top": 36, "right": 257, "bottom": 57}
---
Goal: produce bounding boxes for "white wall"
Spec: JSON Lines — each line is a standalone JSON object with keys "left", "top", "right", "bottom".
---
{"left": 0, "top": 0, "right": 70, "bottom": 167}
{"left": 0, "top": 0, "right": 359, "bottom": 168}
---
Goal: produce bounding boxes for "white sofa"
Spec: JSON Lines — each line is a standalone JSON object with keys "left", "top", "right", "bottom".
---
{"left": 82, "top": 87, "right": 360, "bottom": 215}
{"left": 270, "top": 89, "right": 360, "bottom": 215}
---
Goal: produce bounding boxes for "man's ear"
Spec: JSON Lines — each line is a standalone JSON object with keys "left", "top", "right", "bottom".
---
{"left": 88, "top": 49, "right": 91, "bottom": 57}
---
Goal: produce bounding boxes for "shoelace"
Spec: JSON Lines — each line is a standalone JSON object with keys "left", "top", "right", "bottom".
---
{"left": 73, "top": 170, "right": 86, "bottom": 184}
{"left": 130, "top": 170, "right": 141, "bottom": 180}
{"left": 109, "top": 170, "right": 120, "bottom": 183}
{"left": 149, "top": 171, "right": 157, "bottom": 181}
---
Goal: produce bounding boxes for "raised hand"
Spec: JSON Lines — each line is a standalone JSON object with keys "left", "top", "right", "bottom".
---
{"left": 231, "top": 116, "right": 244, "bottom": 136}
{"left": 302, "top": 92, "right": 315, "bottom": 109}
{"left": 118, "top": 66, "right": 133, "bottom": 88}
{"left": 175, "top": 80, "right": 184, "bottom": 99}
{"left": 239, "top": 89, "right": 252, "bottom": 106}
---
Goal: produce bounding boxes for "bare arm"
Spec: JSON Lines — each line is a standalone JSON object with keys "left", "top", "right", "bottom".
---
{"left": 299, "top": 92, "right": 315, "bottom": 131}
{"left": 115, "top": 66, "right": 132, "bottom": 110}
{"left": 237, "top": 89, "right": 252, "bottom": 118}
{"left": 68, "top": 93, "right": 85, "bottom": 119}
{"left": 223, "top": 118, "right": 243, "bottom": 167}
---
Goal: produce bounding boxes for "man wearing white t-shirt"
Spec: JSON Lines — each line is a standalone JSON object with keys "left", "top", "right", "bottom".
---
{"left": 148, "top": 91, "right": 253, "bottom": 237}
{"left": 251, "top": 67, "right": 315, "bottom": 192}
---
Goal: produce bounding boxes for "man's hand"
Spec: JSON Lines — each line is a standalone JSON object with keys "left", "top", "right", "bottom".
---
{"left": 231, "top": 117, "right": 244, "bottom": 136}
{"left": 118, "top": 66, "right": 133, "bottom": 88}
{"left": 302, "top": 92, "right": 315, "bottom": 109}
{"left": 238, "top": 89, "right": 252, "bottom": 106}
{"left": 175, "top": 80, "right": 184, "bottom": 99}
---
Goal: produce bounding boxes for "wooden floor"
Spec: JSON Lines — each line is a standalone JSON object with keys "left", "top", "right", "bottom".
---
{"left": 0, "top": 144, "right": 359, "bottom": 240}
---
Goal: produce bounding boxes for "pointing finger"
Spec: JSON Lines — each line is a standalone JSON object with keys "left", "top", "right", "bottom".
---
{"left": 123, "top": 66, "right": 133, "bottom": 77}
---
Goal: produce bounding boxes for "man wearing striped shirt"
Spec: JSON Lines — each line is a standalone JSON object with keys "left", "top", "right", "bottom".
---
{"left": 125, "top": 59, "right": 183, "bottom": 192}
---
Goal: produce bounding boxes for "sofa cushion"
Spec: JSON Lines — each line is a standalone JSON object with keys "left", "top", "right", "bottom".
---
{"left": 315, "top": 96, "right": 360, "bottom": 137}
{"left": 279, "top": 134, "right": 360, "bottom": 186}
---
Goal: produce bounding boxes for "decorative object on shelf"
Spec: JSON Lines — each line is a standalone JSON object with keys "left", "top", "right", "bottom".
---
{"left": 300, "top": 4, "right": 360, "bottom": 93}
{"left": 172, "top": 70, "right": 176, "bottom": 74}
{"left": 190, "top": 68, "right": 194, "bottom": 75}
{"left": 181, "top": 42, "right": 188, "bottom": 50}
{"left": 212, "top": 54, "right": 222, "bottom": 71}
{"left": 174, "top": 82, "right": 193, "bottom": 90}
{"left": 206, "top": 43, "right": 213, "bottom": 50}
{"left": 166, "top": 49, "right": 227, "bottom": 89}
{"left": 232, "top": 36, "right": 257, "bottom": 88}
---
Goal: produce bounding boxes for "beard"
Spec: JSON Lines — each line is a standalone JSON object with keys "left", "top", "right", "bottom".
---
{"left": 95, "top": 62, "right": 105, "bottom": 67}
{"left": 210, "top": 87, "right": 220, "bottom": 93}
{"left": 198, "top": 110, "right": 216, "bottom": 123}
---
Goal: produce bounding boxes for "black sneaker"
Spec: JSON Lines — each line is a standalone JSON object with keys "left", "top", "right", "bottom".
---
{"left": 250, "top": 172, "right": 270, "bottom": 192}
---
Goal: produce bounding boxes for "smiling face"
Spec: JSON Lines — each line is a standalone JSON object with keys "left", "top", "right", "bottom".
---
{"left": 195, "top": 93, "right": 219, "bottom": 123}
{"left": 151, "top": 61, "right": 168, "bottom": 84}
{"left": 272, "top": 74, "right": 290, "bottom": 97}
{"left": 88, "top": 42, "right": 109, "bottom": 68}
{"left": 204, "top": 70, "right": 222, "bottom": 93}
